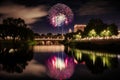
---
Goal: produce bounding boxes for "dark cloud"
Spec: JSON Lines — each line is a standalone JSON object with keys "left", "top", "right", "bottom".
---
{"left": 79, "top": 1, "right": 115, "bottom": 15}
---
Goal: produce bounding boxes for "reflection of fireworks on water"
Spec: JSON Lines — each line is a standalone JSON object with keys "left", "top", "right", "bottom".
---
{"left": 48, "top": 3, "right": 73, "bottom": 27}
{"left": 47, "top": 56, "right": 75, "bottom": 80}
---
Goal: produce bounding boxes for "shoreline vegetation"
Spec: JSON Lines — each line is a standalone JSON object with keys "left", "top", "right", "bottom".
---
{"left": 0, "top": 40, "right": 36, "bottom": 47}
{"left": 62, "top": 18, "right": 120, "bottom": 54}
{"left": 0, "top": 17, "right": 35, "bottom": 47}
{"left": 63, "top": 39, "right": 120, "bottom": 54}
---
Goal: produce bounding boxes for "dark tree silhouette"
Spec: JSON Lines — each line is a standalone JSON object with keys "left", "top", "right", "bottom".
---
{"left": 84, "top": 18, "right": 106, "bottom": 37}
{"left": 107, "top": 23, "right": 118, "bottom": 35}
{"left": 47, "top": 33, "right": 53, "bottom": 38}
{"left": 83, "top": 18, "right": 118, "bottom": 37}
{"left": 0, "top": 24, "right": 7, "bottom": 40}
{"left": 0, "top": 17, "right": 34, "bottom": 41}
{"left": 0, "top": 45, "right": 33, "bottom": 73}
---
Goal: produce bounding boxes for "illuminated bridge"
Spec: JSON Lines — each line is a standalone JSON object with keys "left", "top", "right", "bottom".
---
{"left": 34, "top": 38, "right": 64, "bottom": 45}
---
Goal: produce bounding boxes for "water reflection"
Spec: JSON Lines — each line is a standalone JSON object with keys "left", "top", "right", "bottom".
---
{"left": 0, "top": 44, "right": 120, "bottom": 80}
{"left": 33, "top": 45, "right": 64, "bottom": 53}
{"left": 47, "top": 54, "right": 75, "bottom": 80}
{"left": 0, "top": 45, "right": 33, "bottom": 73}
{"left": 67, "top": 47, "right": 119, "bottom": 74}
{"left": 33, "top": 45, "right": 120, "bottom": 80}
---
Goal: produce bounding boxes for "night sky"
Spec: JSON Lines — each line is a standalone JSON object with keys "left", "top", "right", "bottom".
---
{"left": 0, "top": 0, "right": 120, "bottom": 34}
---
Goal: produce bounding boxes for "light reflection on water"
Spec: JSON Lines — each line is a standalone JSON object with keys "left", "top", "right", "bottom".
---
{"left": 47, "top": 55, "right": 75, "bottom": 80}
{"left": 33, "top": 45, "right": 64, "bottom": 53}
{"left": 70, "top": 48, "right": 119, "bottom": 74}
{"left": 0, "top": 45, "right": 120, "bottom": 80}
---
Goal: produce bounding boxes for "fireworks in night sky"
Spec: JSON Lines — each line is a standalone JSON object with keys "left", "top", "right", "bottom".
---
{"left": 48, "top": 3, "right": 74, "bottom": 27}
{"left": 47, "top": 55, "right": 75, "bottom": 80}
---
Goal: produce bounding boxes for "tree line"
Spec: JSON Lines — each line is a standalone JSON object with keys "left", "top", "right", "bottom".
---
{"left": 65, "top": 18, "right": 118, "bottom": 40}
{"left": 34, "top": 33, "right": 64, "bottom": 39}
{"left": 83, "top": 18, "right": 118, "bottom": 37}
{"left": 0, "top": 17, "right": 34, "bottom": 41}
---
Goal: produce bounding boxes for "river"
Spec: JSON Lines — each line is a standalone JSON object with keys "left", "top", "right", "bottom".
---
{"left": 0, "top": 45, "right": 120, "bottom": 80}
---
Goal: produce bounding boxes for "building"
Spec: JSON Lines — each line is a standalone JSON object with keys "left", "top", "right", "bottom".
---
{"left": 74, "top": 24, "right": 86, "bottom": 32}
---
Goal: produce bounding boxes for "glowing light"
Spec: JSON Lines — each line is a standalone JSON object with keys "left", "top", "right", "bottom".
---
{"left": 47, "top": 56, "right": 75, "bottom": 80}
{"left": 52, "top": 57, "right": 66, "bottom": 70}
{"left": 33, "top": 45, "right": 64, "bottom": 53}
{"left": 48, "top": 3, "right": 73, "bottom": 27}
{"left": 52, "top": 13, "right": 66, "bottom": 27}
{"left": 74, "top": 59, "right": 78, "bottom": 64}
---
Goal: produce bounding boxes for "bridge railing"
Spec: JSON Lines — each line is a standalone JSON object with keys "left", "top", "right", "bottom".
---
{"left": 34, "top": 38, "right": 64, "bottom": 40}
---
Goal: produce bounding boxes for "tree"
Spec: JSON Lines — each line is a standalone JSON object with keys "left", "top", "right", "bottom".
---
{"left": 83, "top": 18, "right": 118, "bottom": 37}
{"left": 2, "top": 18, "right": 26, "bottom": 40}
{"left": 100, "top": 29, "right": 112, "bottom": 37}
{"left": 19, "top": 27, "right": 34, "bottom": 40}
{"left": 84, "top": 18, "right": 105, "bottom": 36}
{"left": 64, "top": 32, "right": 75, "bottom": 40}
{"left": 34, "top": 33, "right": 40, "bottom": 37}
{"left": 0, "top": 17, "right": 34, "bottom": 41}
{"left": 47, "top": 33, "right": 53, "bottom": 38}
{"left": 107, "top": 24, "right": 118, "bottom": 35}
{"left": 40, "top": 34, "right": 45, "bottom": 38}
{"left": 0, "top": 24, "right": 7, "bottom": 40}
{"left": 73, "top": 33, "right": 81, "bottom": 40}
{"left": 88, "top": 29, "right": 97, "bottom": 37}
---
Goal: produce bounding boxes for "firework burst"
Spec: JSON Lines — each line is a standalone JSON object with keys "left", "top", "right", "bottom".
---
{"left": 48, "top": 3, "right": 74, "bottom": 27}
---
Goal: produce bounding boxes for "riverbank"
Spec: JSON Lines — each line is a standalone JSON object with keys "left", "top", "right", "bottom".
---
{"left": 64, "top": 39, "right": 120, "bottom": 53}
{"left": 0, "top": 40, "right": 36, "bottom": 48}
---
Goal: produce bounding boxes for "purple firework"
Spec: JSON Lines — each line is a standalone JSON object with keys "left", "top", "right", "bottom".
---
{"left": 48, "top": 3, "right": 74, "bottom": 27}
